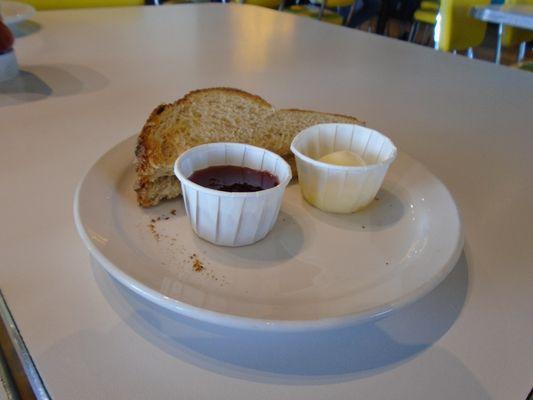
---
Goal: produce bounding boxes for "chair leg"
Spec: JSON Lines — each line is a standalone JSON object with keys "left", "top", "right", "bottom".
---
{"left": 433, "top": 13, "right": 441, "bottom": 50}
{"left": 467, "top": 47, "right": 474, "bottom": 59}
{"left": 278, "top": 0, "right": 286, "bottom": 10}
{"left": 495, "top": 23, "right": 503, "bottom": 64}
{"left": 318, "top": 0, "right": 326, "bottom": 20}
{"left": 422, "top": 24, "right": 430, "bottom": 44}
{"left": 408, "top": 22, "right": 419, "bottom": 43}
{"left": 428, "top": 25, "right": 435, "bottom": 47}
{"left": 518, "top": 41, "right": 526, "bottom": 63}
{"left": 345, "top": 0, "right": 358, "bottom": 26}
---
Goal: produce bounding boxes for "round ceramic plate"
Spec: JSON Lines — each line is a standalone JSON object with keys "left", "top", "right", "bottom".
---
{"left": 1, "top": 0, "right": 35, "bottom": 25}
{"left": 74, "top": 135, "right": 463, "bottom": 331}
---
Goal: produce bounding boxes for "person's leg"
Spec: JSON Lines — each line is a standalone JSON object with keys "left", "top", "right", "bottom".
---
{"left": 396, "top": 0, "right": 421, "bottom": 39}
{"left": 347, "top": 0, "right": 382, "bottom": 28}
{"left": 376, "top": 0, "right": 396, "bottom": 34}
{"left": 339, "top": 2, "right": 363, "bottom": 24}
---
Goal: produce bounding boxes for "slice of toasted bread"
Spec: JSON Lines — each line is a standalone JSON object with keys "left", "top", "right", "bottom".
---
{"left": 135, "top": 88, "right": 363, "bottom": 207}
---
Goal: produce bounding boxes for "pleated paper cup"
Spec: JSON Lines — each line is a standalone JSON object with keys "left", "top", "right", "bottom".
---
{"left": 174, "top": 143, "right": 292, "bottom": 247}
{"left": 290, "top": 124, "right": 397, "bottom": 213}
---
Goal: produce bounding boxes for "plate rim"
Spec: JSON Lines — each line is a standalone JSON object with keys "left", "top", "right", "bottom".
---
{"left": 74, "top": 135, "right": 464, "bottom": 331}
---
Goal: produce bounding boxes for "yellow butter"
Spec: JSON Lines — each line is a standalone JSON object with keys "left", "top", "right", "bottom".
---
{"left": 318, "top": 150, "right": 366, "bottom": 167}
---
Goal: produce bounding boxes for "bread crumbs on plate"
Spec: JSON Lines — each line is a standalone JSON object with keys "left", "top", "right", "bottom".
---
{"left": 148, "top": 222, "right": 160, "bottom": 241}
{"left": 191, "top": 254, "right": 204, "bottom": 272}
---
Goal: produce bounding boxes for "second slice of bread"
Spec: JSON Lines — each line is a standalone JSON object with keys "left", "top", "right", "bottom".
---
{"left": 135, "top": 88, "right": 363, "bottom": 207}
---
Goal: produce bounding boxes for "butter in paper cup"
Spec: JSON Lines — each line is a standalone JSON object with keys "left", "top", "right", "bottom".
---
{"left": 290, "top": 123, "right": 397, "bottom": 213}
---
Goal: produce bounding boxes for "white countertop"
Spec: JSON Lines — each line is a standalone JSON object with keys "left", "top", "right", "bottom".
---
{"left": 1, "top": 4, "right": 532, "bottom": 399}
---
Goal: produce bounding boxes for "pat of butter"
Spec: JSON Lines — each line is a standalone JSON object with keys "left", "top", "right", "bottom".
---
{"left": 318, "top": 150, "right": 366, "bottom": 167}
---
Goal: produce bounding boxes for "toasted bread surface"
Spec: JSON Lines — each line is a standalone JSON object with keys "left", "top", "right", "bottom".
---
{"left": 135, "top": 88, "right": 363, "bottom": 207}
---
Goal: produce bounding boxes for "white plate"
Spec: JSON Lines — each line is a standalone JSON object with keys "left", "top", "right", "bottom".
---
{"left": 1, "top": 1, "right": 35, "bottom": 25}
{"left": 74, "top": 135, "right": 463, "bottom": 331}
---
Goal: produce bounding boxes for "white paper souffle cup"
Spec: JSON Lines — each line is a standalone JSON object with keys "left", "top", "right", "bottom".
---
{"left": 174, "top": 143, "right": 292, "bottom": 247}
{"left": 290, "top": 123, "right": 397, "bottom": 213}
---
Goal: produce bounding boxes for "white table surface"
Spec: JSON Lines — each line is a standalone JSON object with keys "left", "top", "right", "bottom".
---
{"left": 1, "top": 4, "right": 532, "bottom": 399}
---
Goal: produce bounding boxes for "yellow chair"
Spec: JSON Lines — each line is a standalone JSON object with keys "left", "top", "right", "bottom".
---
{"left": 499, "top": 0, "right": 533, "bottom": 63}
{"left": 285, "top": 4, "right": 344, "bottom": 25}
{"left": 414, "top": 9, "right": 437, "bottom": 24}
{"left": 408, "top": 9, "right": 437, "bottom": 42}
{"left": 19, "top": 0, "right": 143, "bottom": 10}
{"left": 280, "top": 0, "right": 356, "bottom": 25}
{"left": 307, "top": 0, "right": 354, "bottom": 7}
{"left": 434, "top": 0, "right": 490, "bottom": 53}
{"left": 420, "top": 0, "right": 439, "bottom": 11}
{"left": 408, "top": 0, "right": 439, "bottom": 43}
{"left": 233, "top": 0, "right": 282, "bottom": 9}
{"left": 307, "top": 0, "right": 356, "bottom": 24}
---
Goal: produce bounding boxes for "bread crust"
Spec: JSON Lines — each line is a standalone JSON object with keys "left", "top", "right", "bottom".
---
{"left": 279, "top": 108, "right": 363, "bottom": 123}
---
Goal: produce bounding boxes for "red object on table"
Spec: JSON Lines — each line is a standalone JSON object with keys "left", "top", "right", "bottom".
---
{"left": 0, "top": 21, "right": 14, "bottom": 54}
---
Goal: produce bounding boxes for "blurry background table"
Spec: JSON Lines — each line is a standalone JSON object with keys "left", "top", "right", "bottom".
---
{"left": 471, "top": 5, "right": 533, "bottom": 30}
{"left": 1, "top": 4, "right": 532, "bottom": 399}
{"left": 471, "top": 4, "right": 533, "bottom": 63}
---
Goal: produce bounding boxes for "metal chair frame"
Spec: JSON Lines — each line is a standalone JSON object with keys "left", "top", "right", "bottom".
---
{"left": 277, "top": 0, "right": 359, "bottom": 26}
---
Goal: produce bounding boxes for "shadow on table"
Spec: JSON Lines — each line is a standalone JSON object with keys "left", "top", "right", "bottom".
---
{"left": 0, "top": 64, "right": 109, "bottom": 107}
{"left": 91, "top": 251, "right": 469, "bottom": 385}
{"left": 8, "top": 20, "right": 41, "bottom": 38}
